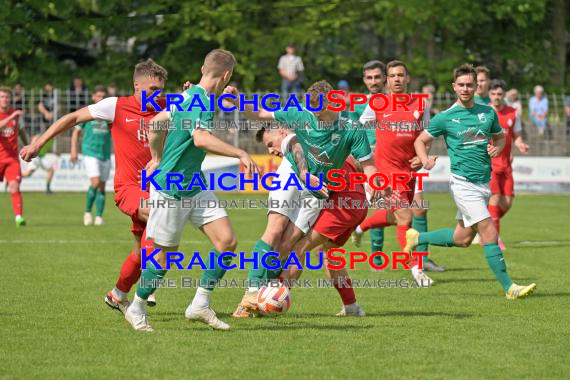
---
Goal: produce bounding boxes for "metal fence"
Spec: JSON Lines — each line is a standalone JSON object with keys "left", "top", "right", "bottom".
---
{"left": 12, "top": 88, "right": 570, "bottom": 157}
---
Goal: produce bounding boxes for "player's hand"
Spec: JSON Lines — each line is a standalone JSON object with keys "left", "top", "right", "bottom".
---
{"left": 517, "top": 142, "right": 530, "bottom": 154}
{"left": 11, "top": 110, "right": 23, "bottom": 119}
{"left": 182, "top": 81, "right": 193, "bottom": 90}
{"left": 487, "top": 144, "right": 500, "bottom": 158}
{"left": 409, "top": 156, "right": 422, "bottom": 171}
{"left": 422, "top": 155, "right": 438, "bottom": 170}
{"left": 238, "top": 151, "right": 260, "bottom": 178}
{"left": 144, "top": 159, "right": 161, "bottom": 177}
{"left": 70, "top": 152, "right": 78, "bottom": 163}
{"left": 301, "top": 172, "right": 328, "bottom": 198}
{"left": 19, "top": 143, "right": 41, "bottom": 162}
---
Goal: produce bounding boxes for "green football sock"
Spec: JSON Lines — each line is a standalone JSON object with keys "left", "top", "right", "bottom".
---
{"left": 200, "top": 249, "right": 232, "bottom": 290}
{"left": 419, "top": 228, "right": 455, "bottom": 247}
{"left": 95, "top": 190, "right": 105, "bottom": 217}
{"left": 370, "top": 228, "right": 385, "bottom": 266}
{"left": 412, "top": 215, "right": 430, "bottom": 264}
{"left": 85, "top": 186, "right": 96, "bottom": 212}
{"left": 136, "top": 262, "right": 167, "bottom": 300}
{"left": 483, "top": 243, "right": 513, "bottom": 291}
{"left": 247, "top": 239, "right": 272, "bottom": 288}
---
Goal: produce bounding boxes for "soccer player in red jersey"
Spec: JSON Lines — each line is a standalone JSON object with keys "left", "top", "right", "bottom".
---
{"left": 20, "top": 59, "right": 168, "bottom": 312}
{"left": 351, "top": 60, "right": 434, "bottom": 285}
{"left": 0, "top": 86, "right": 28, "bottom": 226}
{"left": 488, "top": 80, "right": 529, "bottom": 250}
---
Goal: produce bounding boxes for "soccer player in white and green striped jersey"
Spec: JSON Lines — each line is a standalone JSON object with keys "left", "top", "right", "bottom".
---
{"left": 407, "top": 64, "right": 536, "bottom": 299}
{"left": 124, "top": 49, "right": 260, "bottom": 332}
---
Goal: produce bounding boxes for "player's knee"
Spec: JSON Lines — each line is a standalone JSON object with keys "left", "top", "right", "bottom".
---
{"left": 215, "top": 234, "right": 237, "bottom": 253}
{"left": 8, "top": 181, "right": 20, "bottom": 193}
{"left": 455, "top": 238, "right": 471, "bottom": 248}
{"left": 413, "top": 207, "right": 427, "bottom": 217}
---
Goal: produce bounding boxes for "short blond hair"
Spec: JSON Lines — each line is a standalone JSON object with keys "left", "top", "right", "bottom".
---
{"left": 306, "top": 80, "right": 333, "bottom": 108}
{"left": 0, "top": 86, "right": 12, "bottom": 95}
{"left": 203, "top": 49, "right": 237, "bottom": 77}
{"left": 133, "top": 59, "right": 168, "bottom": 82}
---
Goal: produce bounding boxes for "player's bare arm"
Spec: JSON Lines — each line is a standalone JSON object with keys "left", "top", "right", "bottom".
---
{"left": 146, "top": 111, "right": 170, "bottom": 174}
{"left": 360, "top": 158, "right": 386, "bottom": 202}
{"left": 415, "top": 131, "right": 438, "bottom": 169}
{"left": 193, "top": 129, "right": 260, "bottom": 177}
{"left": 0, "top": 109, "right": 22, "bottom": 128}
{"left": 289, "top": 136, "right": 329, "bottom": 198}
{"left": 70, "top": 128, "right": 81, "bottom": 163}
{"left": 488, "top": 132, "right": 506, "bottom": 158}
{"left": 513, "top": 130, "right": 529, "bottom": 154}
{"left": 20, "top": 107, "right": 93, "bottom": 161}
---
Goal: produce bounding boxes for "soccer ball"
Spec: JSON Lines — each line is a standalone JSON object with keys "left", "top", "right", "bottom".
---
{"left": 257, "top": 285, "right": 291, "bottom": 316}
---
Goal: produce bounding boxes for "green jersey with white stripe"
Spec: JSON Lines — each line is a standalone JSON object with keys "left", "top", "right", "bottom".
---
{"left": 154, "top": 85, "right": 214, "bottom": 199}
{"left": 76, "top": 120, "right": 111, "bottom": 161}
{"left": 274, "top": 106, "right": 372, "bottom": 197}
{"left": 426, "top": 103, "right": 502, "bottom": 183}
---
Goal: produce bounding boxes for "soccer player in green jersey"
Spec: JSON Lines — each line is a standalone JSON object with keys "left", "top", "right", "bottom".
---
{"left": 70, "top": 86, "right": 111, "bottom": 226}
{"left": 406, "top": 64, "right": 536, "bottom": 299}
{"left": 124, "top": 49, "right": 260, "bottom": 332}
{"left": 347, "top": 60, "right": 388, "bottom": 270}
{"left": 225, "top": 80, "right": 385, "bottom": 316}
{"left": 474, "top": 66, "right": 491, "bottom": 105}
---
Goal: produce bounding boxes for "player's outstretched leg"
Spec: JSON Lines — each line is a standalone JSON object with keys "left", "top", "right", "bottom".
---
{"left": 105, "top": 230, "right": 153, "bottom": 314}
{"left": 186, "top": 216, "right": 235, "bottom": 330}
{"left": 125, "top": 259, "right": 167, "bottom": 332}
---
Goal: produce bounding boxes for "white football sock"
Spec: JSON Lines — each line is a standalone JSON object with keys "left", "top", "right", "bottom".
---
{"left": 248, "top": 286, "right": 259, "bottom": 293}
{"left": 411, "top": 265, "right": 421, "bottom": 277}
{"left": 355, "top": 225, "right": 363, "bottom": 234}
{"left": 112, "top": 287, "right": 127, "bottom": 301}
{"left": 190, "top": 287, "right": 212, "bottom": 310}
{"left": 130, "top": 294, "right": 146, "bottom": 314}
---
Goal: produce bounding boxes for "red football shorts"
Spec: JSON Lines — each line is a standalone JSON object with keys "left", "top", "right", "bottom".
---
{"left": 0, "top": 159, "right": 21, "bottom": 183}
{"left": 114, "top": 184, "right": 150, "bottom": 236}
{"left": 490, "top": 168, "right": 514, "bottom": 196}
{"left": 313, "top": 191, "right": 367, "bottom": 246}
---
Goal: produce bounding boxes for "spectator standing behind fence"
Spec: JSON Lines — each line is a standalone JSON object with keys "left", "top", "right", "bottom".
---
{"left": 38, "top": 82, "right": 56, "bottom": 131}
{"left": 277, "top": 44, "right": 304, "bottom": 99}
{"left": 529, "top": 85, "right": 548, "bottom": 137}
{"left": 12, "top": 83, "right": 30, "bottom": 129}
{"left": 69, "top": 77, "right": 88, "bottom": 112}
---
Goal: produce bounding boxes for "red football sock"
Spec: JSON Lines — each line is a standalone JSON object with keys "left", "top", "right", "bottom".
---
{"left": 360, "top": 209, "right": 391, "bottom": 232}
{"left": 396, "top": 225, "right": 410, "bottom": 250}
{"left": 334, "top": 278, "right": 356, "bottom": 305}
{"left": 115, "top": 230, "right": 151, "bottom": 293}
{"left": 115, "top": 251, "right": 142, "bottom": 293}
{"left": 488, "top": 205, "right": 501, "bottom": 234}
{"left": 11, "top": 191, "right": 23, "bottom": 216}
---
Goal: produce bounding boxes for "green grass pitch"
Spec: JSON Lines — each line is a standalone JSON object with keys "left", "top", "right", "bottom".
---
{"left": 0, "top": 192, "right": 569, "bottom": 379}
